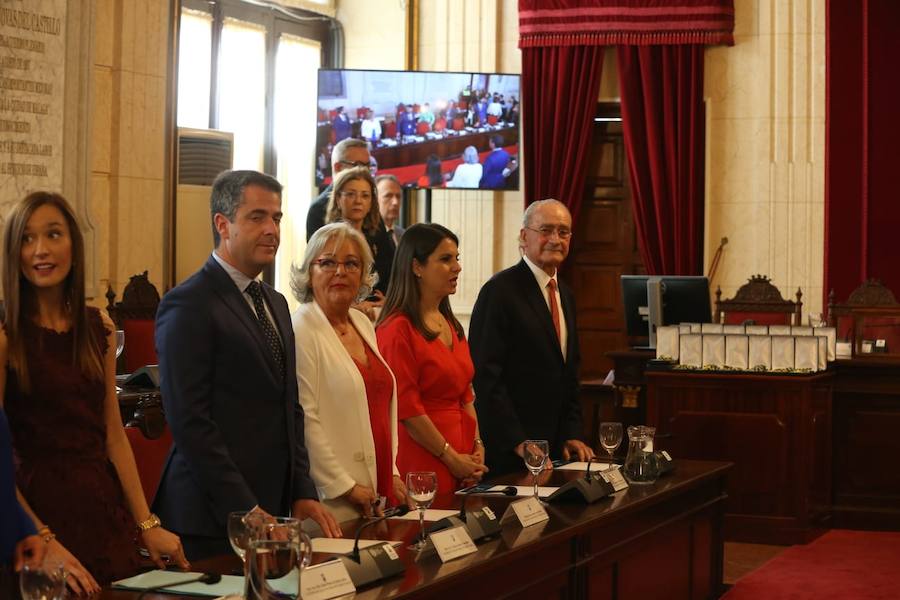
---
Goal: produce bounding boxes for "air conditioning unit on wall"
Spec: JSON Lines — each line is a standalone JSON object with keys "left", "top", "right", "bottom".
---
{"left": 175, "top": 127, "right": 233, "bottom": 284}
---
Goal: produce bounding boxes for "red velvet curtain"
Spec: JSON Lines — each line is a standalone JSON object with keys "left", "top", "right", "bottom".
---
{"left": 518, "top": 0, "right": 733, "bottom": 272}
{"left": 825, "top": 0, "right": 900, "bottom": 303}
{"left": 521, "top": 45, "right": 605, "bottom": 222}
{"left": 617, "top": 45, "right": 706, "bottom": 275}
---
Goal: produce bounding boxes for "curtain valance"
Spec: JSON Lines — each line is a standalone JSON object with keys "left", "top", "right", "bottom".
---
{"left": 519, "top": 0, "right": 735, "bottom": 48}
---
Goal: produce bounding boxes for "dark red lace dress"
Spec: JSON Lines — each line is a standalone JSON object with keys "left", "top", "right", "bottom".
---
{"left": 4, "top": 307, "right": 141, "bottom": 584}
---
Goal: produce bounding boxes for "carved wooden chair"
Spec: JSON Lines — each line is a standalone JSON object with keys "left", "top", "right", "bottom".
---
{"left": 827, "top": 279, "right": 900, "bottom": 355}
{"left": 715, "top": 274, "right": 803, "bottom": 326}
{"left": 106, "top": 271, "right": 160, "bottom": 373}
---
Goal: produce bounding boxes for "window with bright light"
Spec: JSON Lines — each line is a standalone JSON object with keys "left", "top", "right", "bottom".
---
{"left": 274, "top": 34, "right": 322, "bottom": 294}
{"left": 175, "top": 1, "right": 327, "bottom": 296}
{"left": 177, "top": 9, "right": 212, "bottom": 128}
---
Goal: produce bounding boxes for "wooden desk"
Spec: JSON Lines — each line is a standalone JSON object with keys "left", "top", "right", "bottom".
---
{"left": 646, "top": 369, "right": 832, "bottom": 545}
{"left": 102, "top": 460, "right": 730, "bottom": 599}
{"left": 831, "top": 357, "right": 900, "bottom": 530}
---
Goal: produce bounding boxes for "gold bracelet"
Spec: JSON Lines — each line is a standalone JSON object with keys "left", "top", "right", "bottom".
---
{"left": 436, "top": 441, "right": 450, "bottom": 458}
{"left": 473, "top": 438, "right": 484, "bottom": 447}
{"left": 137, "top": 513, "right": 161, "bottom": 532}
{"left": 37, "top": 525, "right": 55, "bottom": 544}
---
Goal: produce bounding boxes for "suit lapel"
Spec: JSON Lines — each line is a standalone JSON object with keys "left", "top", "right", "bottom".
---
{"left": 204, "top": 257, "right": 283, "bottom": 383}
{"left": 515, "top": 260, "right": 565, "bottom": 363}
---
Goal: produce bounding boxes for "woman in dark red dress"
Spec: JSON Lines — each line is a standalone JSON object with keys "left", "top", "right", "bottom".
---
{"left": 377, "top": 224, "right": 487, "bottom": 494}
{"left": 0, "top": 192, "right": 188, "bottom": 594}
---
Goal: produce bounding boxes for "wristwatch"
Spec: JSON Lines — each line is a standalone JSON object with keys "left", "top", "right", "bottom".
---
{"left": 137, "top": 513, "right": 161, "bottom": 531}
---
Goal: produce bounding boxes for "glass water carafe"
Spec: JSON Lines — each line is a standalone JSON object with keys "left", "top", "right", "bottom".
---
{"left": 243, "top": 517, "right": 312, "bottom": 600}
{"left": 624, "top": 425, "right": 659, "bottom": 484}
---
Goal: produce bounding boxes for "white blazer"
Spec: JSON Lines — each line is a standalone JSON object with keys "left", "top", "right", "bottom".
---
{"left": 292, "top": 301, "right": 399, "bottom": 523}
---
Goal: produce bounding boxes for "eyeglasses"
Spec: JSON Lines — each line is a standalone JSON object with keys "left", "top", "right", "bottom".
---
{"left": 525, "top": 225, "right": 573, "bottom": 239}
{"left": 337, "top": 160, "right": 370, "bottom": 169}
{"left": 313, "top": 258, "right": 362, "bottom": 273}
{"left": 339, "top": 191, "right": 372, "bottom": 202}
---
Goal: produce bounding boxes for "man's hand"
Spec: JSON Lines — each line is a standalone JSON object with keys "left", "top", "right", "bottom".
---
{"left": 342, "top": 484, "right": 379, "bottom": 518}
{"left": 562, "top": 439, "right": 595, "bottom": 462}
{"left": 292, "top": 499, "right": 342, "bottom": 538}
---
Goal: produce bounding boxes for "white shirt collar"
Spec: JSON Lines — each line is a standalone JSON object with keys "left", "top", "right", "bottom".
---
{"left": 523, "top": 254, "right": 557, "bottom": 290}
{"left": 212, "top": 251, "right": 256, "bottom": 293}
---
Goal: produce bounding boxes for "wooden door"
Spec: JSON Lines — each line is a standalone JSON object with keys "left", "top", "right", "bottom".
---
{"left": 568, "top": 104, "right": 644, "bottom": 379}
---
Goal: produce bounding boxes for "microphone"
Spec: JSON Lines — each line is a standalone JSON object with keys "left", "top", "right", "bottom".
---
{"left": 350, "top": 505, "right": 410, "bottom": 563}
{"left": 338, "top": 506, "right": 409, "bottom": 587}
{"left": 457, "top": 486, "right": 517, "bottom": 521}
{"left": 585, "top": 456, "right": 593, "bottom": 480}
{"left": 136, "top": 573, "right": 221, "bottom": 599}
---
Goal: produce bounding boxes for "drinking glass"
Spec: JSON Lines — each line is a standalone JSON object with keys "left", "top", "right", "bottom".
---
{"left": 228, "top": 510, "right": 254, "bottom": 562}
{"left": 522, "top": 440, "right": 549, "bottom": 502}
{"left": 115, "top": 330, "right": 125, "bottom": 359}
{"left": 19, "top": 563, "right": 66, "bottom": 600}
{"left": 599, "top": 422, "right": 624, "bottom": 466}
{"left": 406, "top": 471, "right": 437, "bottom": 551}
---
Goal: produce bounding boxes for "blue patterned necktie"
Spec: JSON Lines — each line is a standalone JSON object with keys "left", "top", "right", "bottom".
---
{"left": 246, "top": 281, "right": 284, "bottom": 376}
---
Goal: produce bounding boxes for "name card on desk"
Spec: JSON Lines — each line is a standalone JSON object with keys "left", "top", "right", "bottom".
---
{"left": 299, "top": 560, "right": 355, "bottom": 600}
{"left": 600, "top": 467, "right": 629, "bottom": 492}
{"left": 501, "top": 496, "right": 550, "bottom": 528}
{"left": 431, "top": 526, "right": 477, "bottom": 562}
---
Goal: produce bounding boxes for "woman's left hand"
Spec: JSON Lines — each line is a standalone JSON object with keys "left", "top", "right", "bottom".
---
{"left": 472, "top": 444, "right": 485, "bottom": 465}
{"left": 392, "top": 475, "right": 408, "bottom": 506}
{"left": 141, "top": 527, "right": 190, "bottom": 571}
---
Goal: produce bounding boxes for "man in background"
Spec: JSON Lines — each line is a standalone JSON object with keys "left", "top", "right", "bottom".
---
{"left": 375, "top": 174, "right": 404, "bottom": 247}
{"left": 479, "top": 135, "right": 517, "bottom": 189}
{"left": 469, "top": 199, "right": 594, "bottom": 476}
{"left": 305, "top": 138, "right": 370, "bottom": 240}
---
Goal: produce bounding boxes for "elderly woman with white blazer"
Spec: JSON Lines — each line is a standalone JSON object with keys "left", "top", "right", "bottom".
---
{"left": 291, "top": 223, "right": 407, "bottom": 523}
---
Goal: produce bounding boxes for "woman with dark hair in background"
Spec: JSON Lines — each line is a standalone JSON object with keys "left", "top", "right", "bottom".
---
{"left": 0, "top": 192, "right": 188, "bottom": 594}
{"left": 417, "top": 154, "right": 445, "bottom": 188}
{"left": 376, "top": 224, "right": 487, "bottom": 493}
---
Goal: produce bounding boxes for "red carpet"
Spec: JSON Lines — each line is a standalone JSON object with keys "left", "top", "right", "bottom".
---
{"left": 724, "top": 530, "right": 900, "bottom": 599}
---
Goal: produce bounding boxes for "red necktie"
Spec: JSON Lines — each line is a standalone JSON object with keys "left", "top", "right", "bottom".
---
{"left": 547, "top": 279, "right": 561, "bottom": 346}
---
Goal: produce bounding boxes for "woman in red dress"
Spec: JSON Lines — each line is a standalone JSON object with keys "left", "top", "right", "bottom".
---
{"left": 376, "top": 224, "right": 487, "bottom": 494}
{"left": 0, "top": 193, "right": 188, "bottom": 594}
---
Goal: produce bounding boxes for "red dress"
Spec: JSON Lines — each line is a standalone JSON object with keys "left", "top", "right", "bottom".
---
{"left": 4, "top": 308, "right": 141, "bottom": 584}
{"left": 351, "top": 343, "right": 395, "bottom": 504}
{"left": 377, "top": 313, "right": 476, "bottom": 494}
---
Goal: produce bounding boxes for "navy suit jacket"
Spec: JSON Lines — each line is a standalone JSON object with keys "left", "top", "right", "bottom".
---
{"left": 153, "top": 256, "right": 316, "bottom": 538}
{"left": 1, "top": 409, "right": 35, "bottom": 565}
{"left": 479, "top": 148, "right": 511, "bottom": 189}
{"left": 469, "top": 260, "right": 583, "bottom": 475}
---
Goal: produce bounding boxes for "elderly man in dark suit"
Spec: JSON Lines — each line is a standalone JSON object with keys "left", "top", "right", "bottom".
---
{"left": 154, "top": 170, "right": 341, "bottom": 560}
{"left": 469, "top": 199, "right": 594, "bottom": 476}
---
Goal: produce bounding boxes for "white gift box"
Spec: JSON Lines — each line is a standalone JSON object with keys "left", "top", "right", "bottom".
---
{"left": 725, "top": 335, "right": 750, "bottom": 369}
{"left": 816, "top": 336, "right": 828, "bottom": 371}
{"left": 814, "top": 327, "right": 837, "bottom": 361}
{"left": 702, "top": 334, "right": 725, "bottom": 368}
{"left": 795, "top": 336, "right": 819, "bottom": 371}
{"left": 792, "top": 326, "right": 814, "bottom": 336}
{"left": 679, "top": 334, "right": 702, "bottom": 367}
{"left": 701, "top": 323, "right": 724, "bottom": 334}
{"left": 771, "top": 335, "right": 796, "bottom": 370}
{"left": 769, "top": 325, "right": 792, "bottom": 336}
{"left": 723, "top": 324, "right": 746, "bottom": 335}
{"left": 656, "top": 326, "right": 680, "bottom": 360}
{"left": 746, "top": 325, "right": 769, "bottom": 336}
{"left": 749, "top": 335, "right": 772, "bottom": 370}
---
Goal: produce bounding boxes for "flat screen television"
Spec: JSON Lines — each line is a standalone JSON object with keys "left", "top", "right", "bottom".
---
{"left": 621, "top": 275, "right": 712, "bottom": 348}
{"left": 316, "top": 69, "right": 520, "bottom": 190}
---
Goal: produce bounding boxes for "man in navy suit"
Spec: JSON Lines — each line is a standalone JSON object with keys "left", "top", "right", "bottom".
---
{"left": 154, "top": 170, "right": 340, "bottom": 560}
{"left": 398, "top": 104, "right": 416, "bottom": 136}
{"left": 479, "top": 135, "right": 516, "bottom": 189}
{"left": 469, "top": 199, "right": 595, "bottom": 476}
{"left": 331, "top": 107, "right": 352, "bottom": 143}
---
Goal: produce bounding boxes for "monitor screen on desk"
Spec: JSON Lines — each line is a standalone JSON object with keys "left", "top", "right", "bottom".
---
{"left": 316, "top": 69, "right": 520, "bottom": 190}
{"left": 620, "top": 275, "right": 712, "bottom": 347}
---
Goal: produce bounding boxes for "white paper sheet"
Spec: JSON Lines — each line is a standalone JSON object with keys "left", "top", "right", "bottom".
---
{"left": 555, "top": 461, "right": 617, "bottom": 472}
{"left": 392, "top": 509, "right": 459, "bottom": 521}
{"left": 311, "top": 537, "right": 400, "bottom": 554}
